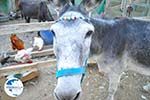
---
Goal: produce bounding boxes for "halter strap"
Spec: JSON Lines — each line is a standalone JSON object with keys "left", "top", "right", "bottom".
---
{"left": 55, "top": 54, "right": 89, "bottom": 83}
{"left": 56, "top": 67, "right": 85, "bottom": 78}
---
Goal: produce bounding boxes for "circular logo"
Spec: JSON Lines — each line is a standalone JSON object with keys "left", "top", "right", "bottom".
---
{"left": 4, "top": 77, "right": 24, "bottom": 97}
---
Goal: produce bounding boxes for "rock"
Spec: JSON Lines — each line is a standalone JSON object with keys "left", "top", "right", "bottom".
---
{"left": 99, "top": 86, "right": 104, "bottom": 89}
{"left": 141, "top": 95, "right": 148, "bottom": 100}
{"left": 143, "top": 83, "right": 150, "bottom": 93}
{"left": 29, "top": 81, "right": 36, "bottom": 86}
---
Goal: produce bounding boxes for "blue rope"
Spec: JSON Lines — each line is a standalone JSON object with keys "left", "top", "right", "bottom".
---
{"left": 55, "top": 51, "right": 89, "bottom": 83}
{"left": 56, "top": 67, "right": 86, "bottom": 78}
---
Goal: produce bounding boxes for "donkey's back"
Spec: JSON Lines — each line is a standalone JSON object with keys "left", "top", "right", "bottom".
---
{"left": 91, "top": 18, "right": 150, "bottom": 66}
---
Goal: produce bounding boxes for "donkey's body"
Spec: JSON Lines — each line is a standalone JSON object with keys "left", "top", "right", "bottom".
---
{"left": 91, "top": 18, "right": 150, "bottom": 64}
{"left": 90, "top": 18, "right": 150, "bottom": 99}
{"left": 19, "top": 0, "right": 54, "bottom": 23}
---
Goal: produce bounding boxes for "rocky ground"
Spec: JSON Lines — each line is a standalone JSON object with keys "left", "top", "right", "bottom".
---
{"left": 1, "top": 63, "right": 150, "bottom": 100}
{"left": 0, "top": 18, "right": 150, "bottom": 100}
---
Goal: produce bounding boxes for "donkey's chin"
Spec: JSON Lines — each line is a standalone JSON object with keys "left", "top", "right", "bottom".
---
{"left": 54, "top": 90, "right": 81, "bottom": 100}
{"left": 54, "top": 86, "right": 81, "bottom": 100}
{"left": 54, "top": 76, "right": 82, "bottom": 100}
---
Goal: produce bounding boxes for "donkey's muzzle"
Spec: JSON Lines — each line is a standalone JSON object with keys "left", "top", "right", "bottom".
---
{"left": 54, "top": 88, "right": 81, "bottom": 100}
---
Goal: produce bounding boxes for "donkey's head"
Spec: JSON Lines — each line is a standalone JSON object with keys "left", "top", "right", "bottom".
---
{"left": 50, "top": 0, "right": 102, "bottom": 99}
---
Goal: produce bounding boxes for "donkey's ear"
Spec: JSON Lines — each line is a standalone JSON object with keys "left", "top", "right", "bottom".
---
{"left": 50, "top": 0, "right": 74, "bottom": 11}
{"left": 50, "top": 0, "right": 74, "bottom": 17}
{"left": 66, "top": 0, "right": 75, "bottom": 5}
{"left": 80, "top": 0, "right": 102, "bottom": 12}
{"left": 50, "top": 0, "right": 67, "bottom": 11}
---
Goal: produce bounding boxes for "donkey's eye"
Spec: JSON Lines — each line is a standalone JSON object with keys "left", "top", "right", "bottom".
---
{"left": 51, "top": 30, "right": 56, "bottom": 37}
{"left": 85, "top": 30, "right": 93, "bottom": 39}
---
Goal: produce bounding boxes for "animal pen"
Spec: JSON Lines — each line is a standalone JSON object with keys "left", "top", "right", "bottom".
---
{"left": 0, "top": 0, "right": 150, "bottom": 99}
{"left": 0, "top": 18, "right": 150, "bottom": 100}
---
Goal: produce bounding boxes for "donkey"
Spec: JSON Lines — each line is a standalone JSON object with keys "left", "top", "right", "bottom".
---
{"left": 50, "top": 0, "right": 150, "bottom": 100}
{"left": 19, "top": 0, "right": 54, "bottom": 23}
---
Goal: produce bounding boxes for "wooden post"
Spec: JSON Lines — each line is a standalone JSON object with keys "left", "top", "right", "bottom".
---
{"left": 15, "top": 0, "right": 20, "bottom": 10}
{"left": 145, "top": 0, "right": 150, "bottom": 16}
{"left": 121, "top": 0, "right": 127, "bottom": 16}
{"left": 0, "top": 21, "right": 55, "bottom": 35}
{"left": 105, "top": 0, "right": 110, "bottom": 13}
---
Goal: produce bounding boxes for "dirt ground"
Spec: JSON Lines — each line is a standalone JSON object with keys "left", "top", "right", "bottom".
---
{"left": 1, "top": 63, "right": 150, "bottom": 100}
{"left": 0, "top": 19, "right": 150, "bottom": 100}
{"left": 17, "top": 66, "right": 150, "bottom": 100}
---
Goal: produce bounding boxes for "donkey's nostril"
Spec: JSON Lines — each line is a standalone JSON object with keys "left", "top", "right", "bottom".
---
{"left": 73, "top": 92, "right": 81, "bottom": 100}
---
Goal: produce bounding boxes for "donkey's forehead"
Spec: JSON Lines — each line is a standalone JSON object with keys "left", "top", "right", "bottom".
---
{"left": 60, "top": 11, "right": 85, "bottom": 20}
{"left": 51, "top": 21, "right": 94, "bottom": 37}
{"left": 51, "top": 11, "right": 94, "bottom": 37}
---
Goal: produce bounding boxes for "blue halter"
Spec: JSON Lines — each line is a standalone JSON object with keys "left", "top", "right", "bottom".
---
{"left": 56, "top": 58, "right": 88, "bottom": 80}
{"left": 56, "top": 67, "right": 86, "bottom": 78}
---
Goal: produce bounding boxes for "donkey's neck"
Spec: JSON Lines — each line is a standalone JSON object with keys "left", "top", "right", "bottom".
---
{"left": 90, "top": 18, "right": 127, "bottom": 57}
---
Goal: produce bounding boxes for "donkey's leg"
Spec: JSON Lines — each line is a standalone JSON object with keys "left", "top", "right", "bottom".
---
{"left": 107, "top": 72, "right": 123, "bottom": 100}
{"left": 26, "top": 17, "right": 30, "bottom": 23}
{"left": 97, "top": 53, "right": 128, "bottom": 100}
{"left": 97, "top": 62, "right": 123, "bottom": 100}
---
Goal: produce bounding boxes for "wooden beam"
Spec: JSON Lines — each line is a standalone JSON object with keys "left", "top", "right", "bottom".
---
{"left": 133, "top": 17, "right": 150, "bottom": 21}
{"left": 9, "top": 48, "right": 54, "bottom": 59}
{"left": 21, "top": 68, "right": 39, "bottom": 82}
{"left": 6, "top": 47, "right": 54, "bottom": 62}
{"left": 0, "top": 68, "right": 39, "bottom": 83}
{"left": 0, "top": 62, "right": 38, "bottom": 74}
{"left": 32, "top": 48, "right": 54, "bottom": 58}
{"left": 8, "top": 45, "right": 53, "bottom": 55}
{"left": 0, "top": 21, "right": 55, "bottom": 35}
{"left": 0, "top": 58, "right": 96, "bottom": 74}
{"left": 0, "top": 59, "right": 56, "bottom": 74}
